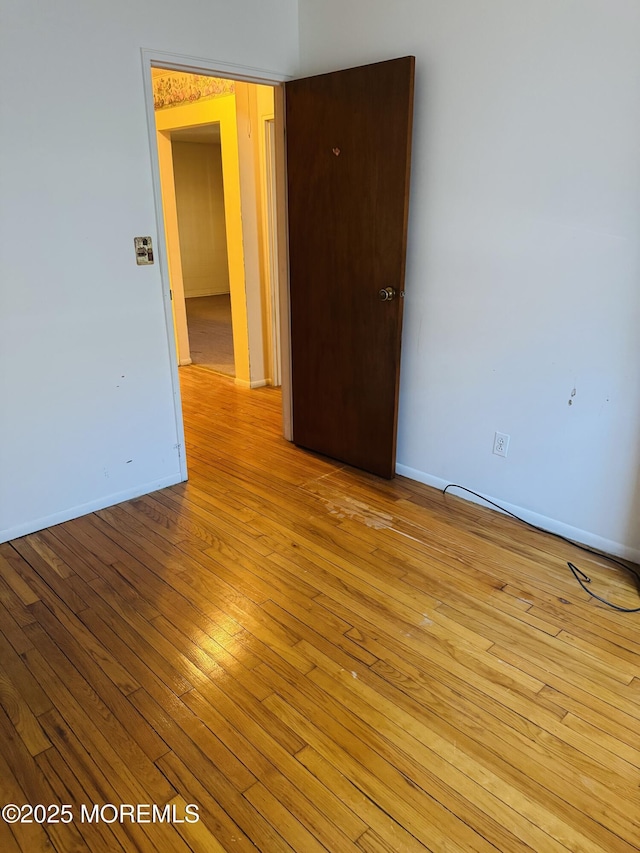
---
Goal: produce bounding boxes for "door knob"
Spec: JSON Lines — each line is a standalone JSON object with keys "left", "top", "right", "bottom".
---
{"left": 378, "top": 287, "right": 396, "bottom": 302}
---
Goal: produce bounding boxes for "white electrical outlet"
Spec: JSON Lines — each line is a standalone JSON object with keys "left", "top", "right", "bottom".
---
{"left": 493, "top": 431, "right": 510, "bottom": 458}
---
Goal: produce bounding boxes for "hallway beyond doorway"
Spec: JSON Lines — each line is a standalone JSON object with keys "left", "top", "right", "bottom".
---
{"left": 152, "top": 71, "right": 279, "bottom": 390}
{"left": 186, "top": 295, "right": 235, "bottom": 377}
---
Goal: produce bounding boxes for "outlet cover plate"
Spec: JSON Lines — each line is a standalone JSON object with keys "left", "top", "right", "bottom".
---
{"left": 493, "top": 431, "right": 510, "bottom": 458}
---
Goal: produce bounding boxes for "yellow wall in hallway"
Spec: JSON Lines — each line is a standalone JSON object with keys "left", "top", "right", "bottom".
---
{"left": 155, "top": 94, "right": 251, "bottom": 385}
{"left": 172, "top": 140, "right": 230, "bottom": 298}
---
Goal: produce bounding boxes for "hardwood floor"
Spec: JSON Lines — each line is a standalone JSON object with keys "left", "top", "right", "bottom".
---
{"left": 1, "top": 364, "right": 639, "bottom": 852}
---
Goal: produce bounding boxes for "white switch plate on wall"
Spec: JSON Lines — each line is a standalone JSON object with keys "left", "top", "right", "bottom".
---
{"left": 134, "top": 236, "right": 154, "bottom": 265}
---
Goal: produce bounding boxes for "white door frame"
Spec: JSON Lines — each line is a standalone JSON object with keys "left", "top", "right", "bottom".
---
{"left": 263, "top": 118, "right": 281, "bottom": 387}
{"left": 140, "top": 49, "right": 294, "bottom": 481}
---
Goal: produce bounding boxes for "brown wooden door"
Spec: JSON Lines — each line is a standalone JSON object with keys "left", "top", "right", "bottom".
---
{"left": 285, "top": 57, "right": 415, "bottom": 479}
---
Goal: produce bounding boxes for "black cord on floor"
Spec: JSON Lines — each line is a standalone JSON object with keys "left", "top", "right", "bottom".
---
{"left": 442, "top": 484, "right": 640, "bottom": 613}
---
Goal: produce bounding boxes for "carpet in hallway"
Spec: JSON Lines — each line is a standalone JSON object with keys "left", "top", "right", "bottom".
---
{"left": 185, "top": 294, "right": 235, "bottom": 377}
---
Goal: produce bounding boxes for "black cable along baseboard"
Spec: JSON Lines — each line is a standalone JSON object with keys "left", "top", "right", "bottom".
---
{"left": 442, "top": 484, "right": 640, "bottom": 614}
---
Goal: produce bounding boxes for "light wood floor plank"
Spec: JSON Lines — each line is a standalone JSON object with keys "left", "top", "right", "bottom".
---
{"left": 156, "top": 752, "right": 258, "bottom": 852}
{"left": 35, "top": 749, "right": 128, "bottom": 853}
{"left": 305, "top": 641, "right": 639, "bottom": 850}
{"left": 183, "top": 686, "right": 366, "bottom": 842}
{"left": 296, "top": 745, "right": 431, "bottom": 852}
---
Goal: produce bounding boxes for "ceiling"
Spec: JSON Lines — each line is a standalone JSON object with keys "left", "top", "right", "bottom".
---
{"left": 171, "top": 124, "right": 221, "bottom": 145}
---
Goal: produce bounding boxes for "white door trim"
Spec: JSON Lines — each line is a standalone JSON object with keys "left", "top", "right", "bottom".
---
{"left": 140, "top": 49, "right": 294, "bottom": 477}
{"left": 142, "top": 49, "right": 292, "bottom": 85}
{"left": 264, "top": 118, "right": 282, "bottom": 387}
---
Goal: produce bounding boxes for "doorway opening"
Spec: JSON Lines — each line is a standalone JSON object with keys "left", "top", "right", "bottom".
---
{"left": 171, "top": 122, "right": 235, "bottom": 376}
{"left": 150, "top": 67, "right": 284, "bottom": 393}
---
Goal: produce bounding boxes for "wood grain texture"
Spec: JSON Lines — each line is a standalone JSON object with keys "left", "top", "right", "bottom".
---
{"left": 286, "top": 58, "right": 414, "bottom": 478}
{"left": 0, "top": 364, "right": 638, "bottom": 852}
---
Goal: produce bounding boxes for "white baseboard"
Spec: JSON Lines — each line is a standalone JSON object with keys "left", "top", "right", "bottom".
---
{"left": 395, "top": 464, "right": 640, "bottom": 564}
{"left": 0, "top": 473, "right": 184, "bottom": 545}
{"left": 179, "top": 357, "right": 193, "bottom": 366}
{"left": 234, "top": 378, "right": 269, "bottom": 389}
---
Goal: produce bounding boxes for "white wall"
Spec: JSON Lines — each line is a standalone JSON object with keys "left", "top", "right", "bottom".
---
{"left": 298, "top": 0, "right": 640, "bottom": 559}
{"left": 173, "top": 140, "right": 230, "bottom": 298}
{"left": 0, "top": 0, "right": 298, "bottom": 542}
